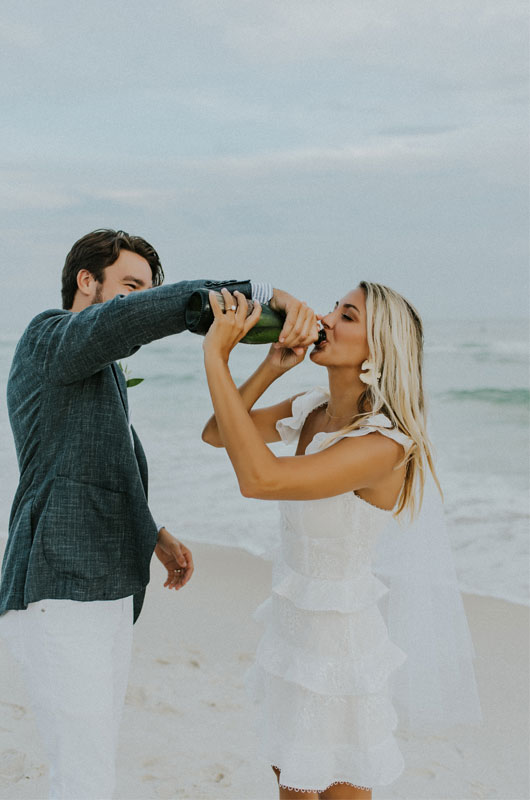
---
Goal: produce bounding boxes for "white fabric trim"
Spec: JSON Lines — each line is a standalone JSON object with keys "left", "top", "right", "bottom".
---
{"left": 275, "top": 386, "right": 329, "bottom": 444}
{"left": 251, "top": 281, "right": 274, "bottom": 304}
{"left": 275, "top": 387, "right": 413, "bottom": 455}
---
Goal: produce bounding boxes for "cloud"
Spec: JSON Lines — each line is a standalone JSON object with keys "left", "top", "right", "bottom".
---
{"left": 0, "top": 172, "right": 77, "bottom": 211}
{"left": 378, "top": 125, "right": 462, "bottom": 138}
{"left": 1, "top": 108, "right": 523, "bottom": 219}
{"left": 192, "top": 0, "right": 527, "bottom": 85}
{"left": 0, "top": 20, "right": 43, "bottom": 48}
{"left": 0, "top": 0, "right": 526, "bottom": 325}
{"left": 93, "top": 188, "right": 174, "bottom": 207}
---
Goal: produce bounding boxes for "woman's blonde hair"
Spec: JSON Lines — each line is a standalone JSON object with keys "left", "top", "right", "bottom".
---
{"left": 332, "top": 281, "right": 441, "bottom": 520}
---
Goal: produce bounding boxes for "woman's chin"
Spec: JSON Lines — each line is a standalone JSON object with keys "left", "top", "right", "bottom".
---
{"left": 310, "top": 346, "right": 327, "bottom": 364}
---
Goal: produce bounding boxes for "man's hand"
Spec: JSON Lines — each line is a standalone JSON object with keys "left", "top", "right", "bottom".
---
{"left": 155, "top": 528, "right": 194, "bottom": 590}
{"left": 269, "top": 289, "right": 318, "bottom": 354}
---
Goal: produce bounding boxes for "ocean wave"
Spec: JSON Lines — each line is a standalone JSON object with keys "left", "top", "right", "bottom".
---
{"left": 484, "top": 340, "right": 529, "bottom": 358}
{"left": 439, "top": 388, "right": 530, "bottom": 407}
{"left": 425, "top": 339, "right": 528, "bottom": 363}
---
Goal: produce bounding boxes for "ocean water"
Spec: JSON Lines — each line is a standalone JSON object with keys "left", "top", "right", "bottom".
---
{"left": 0, "top": 319, "right": 528, "bottom": 606}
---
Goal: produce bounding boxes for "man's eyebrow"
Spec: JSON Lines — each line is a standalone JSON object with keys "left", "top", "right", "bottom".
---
{"left": 122, "top": 275, "right": 147, "bottom": 287}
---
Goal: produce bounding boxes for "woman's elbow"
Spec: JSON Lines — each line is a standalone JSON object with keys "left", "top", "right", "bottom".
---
{"left": 201, "top": 428, "right": 223, "bottom": 448}
{"left": 238, "top": 477, "right": 277, "bottom": 500}
{"left": 239, "top": 480, "right": 256, "bottom": 498}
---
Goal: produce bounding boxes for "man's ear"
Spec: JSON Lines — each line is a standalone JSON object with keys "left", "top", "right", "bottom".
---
{"left": 76, "top": 269, "right": 96, "bottom": 298}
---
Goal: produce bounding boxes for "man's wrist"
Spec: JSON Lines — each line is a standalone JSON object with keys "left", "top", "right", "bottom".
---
{"left": 269, "top": 287, "right": 290, "bottom": 312}
{"left": 251, "top": 281, "right": 273, "bottom": 305}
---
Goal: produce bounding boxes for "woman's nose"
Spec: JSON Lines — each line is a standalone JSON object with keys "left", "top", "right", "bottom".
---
{"left": 320, "top": 311, "right": 334, "bottom": 328}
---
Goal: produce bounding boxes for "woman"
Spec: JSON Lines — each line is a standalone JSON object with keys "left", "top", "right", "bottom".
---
{"left": 201, "top": 282, "right": 473, "bottom": 799}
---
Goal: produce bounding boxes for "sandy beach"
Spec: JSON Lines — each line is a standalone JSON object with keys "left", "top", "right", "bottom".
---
{"left": 0, "top": 541, "right": 528, "bottom": 800}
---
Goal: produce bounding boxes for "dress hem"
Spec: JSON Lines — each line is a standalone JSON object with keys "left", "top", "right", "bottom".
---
{"left": 273, "top": 766, "right": 371, "bottom": 793}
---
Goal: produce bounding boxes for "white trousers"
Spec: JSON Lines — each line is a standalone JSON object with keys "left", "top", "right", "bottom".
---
{"left": 0, "top": 595, "right": 133, "bottom": 800}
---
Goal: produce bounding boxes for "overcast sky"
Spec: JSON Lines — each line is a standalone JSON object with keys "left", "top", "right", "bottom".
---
{"left": 1, "top": 0, "right": 528, "bottom": 330}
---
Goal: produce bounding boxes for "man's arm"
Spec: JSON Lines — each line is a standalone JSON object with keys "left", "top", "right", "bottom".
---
{"left": 36, "top": 279, "right": 252, "bottom": 384}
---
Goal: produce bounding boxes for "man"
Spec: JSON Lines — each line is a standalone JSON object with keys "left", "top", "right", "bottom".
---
{"left": 0, "top": 228, "right": 317, "bottom": 799}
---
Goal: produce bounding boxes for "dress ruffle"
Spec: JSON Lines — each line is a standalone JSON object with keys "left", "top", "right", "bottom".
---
{"left": 254, "top": 602, "right": 407, "bottom": 697}
{"left": 247, "top": 667, "right": 400, "bottom": 747}
{"left": 267, "top": 734, "right": 405, "bottom": 793}
{"left": 247, "top": 667, "right": 405, "bottom": 791}
{"left": 275, "top": 387, "right": 329, "bottom": 444}
{"left": 268, "top": 731, "right": 405, "bottom": 793}
{"left": 275, "top": 385, "right": 413, "bottom": 455}
{"left": 271, "top": 557, "right": 390, "bottom": 613}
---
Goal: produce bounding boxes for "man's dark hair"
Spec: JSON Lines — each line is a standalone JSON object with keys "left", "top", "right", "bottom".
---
{"left": 61, "top": 228, "right": 165, "bottom": 309}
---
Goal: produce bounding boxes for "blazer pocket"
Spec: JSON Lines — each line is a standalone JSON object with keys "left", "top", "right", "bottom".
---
{"left": 41, "top": 476, "right": 127, "bottom": 580}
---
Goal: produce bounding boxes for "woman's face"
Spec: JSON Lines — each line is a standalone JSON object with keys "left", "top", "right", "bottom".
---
{"left": 310, "top": 287, "right": 370, "bottom": 370}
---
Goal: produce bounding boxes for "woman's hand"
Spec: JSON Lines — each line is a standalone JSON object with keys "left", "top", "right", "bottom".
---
{"left": 269, "top": 289, "right": 319, "bottom": 354}
{"left": 263, "top": 307, "right": 323, "bottom": 372}
{"left": 203, "top": 288, "right": 262, "bottom": 362}
{"left": 265, "top": 343, "right": 308, "bottom": 372}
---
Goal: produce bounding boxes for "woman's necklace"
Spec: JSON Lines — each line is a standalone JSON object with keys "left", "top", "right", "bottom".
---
{"left": 321, "top": 403, "right": 354, "bottom": 422}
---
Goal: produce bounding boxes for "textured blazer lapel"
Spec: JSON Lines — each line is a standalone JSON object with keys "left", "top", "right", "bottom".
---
{"left": 112, "top": 364, "right": 146, "bottom": 489}
{"left": 111, "top": 362, "right": 129, "bottom": 419}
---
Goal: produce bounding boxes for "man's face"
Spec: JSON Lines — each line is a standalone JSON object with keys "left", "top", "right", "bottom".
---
{"left": 91, "top": 250, "right": 153, "bottom": 305}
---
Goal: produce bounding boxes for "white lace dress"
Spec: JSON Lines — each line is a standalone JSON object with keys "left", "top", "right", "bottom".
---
{"left": 246, "top": 387, "right": 413, "bottom": 793}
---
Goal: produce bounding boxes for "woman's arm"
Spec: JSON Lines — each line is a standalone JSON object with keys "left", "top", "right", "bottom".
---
{"left": 202, "top": 349, "right": 304, "bottom": 447}
{"left": 203, "top": 290, "right": 401, "bottom": 501}
{"left": 204, "top": 354, "right": 401, "bottom": 500}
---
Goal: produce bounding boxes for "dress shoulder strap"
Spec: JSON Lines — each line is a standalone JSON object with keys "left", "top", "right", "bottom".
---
{"left": 335, "top": 413, "right": 413, "bottom": 454}
{"left": 275, "top": 387, "right": 329, "bottom": 444}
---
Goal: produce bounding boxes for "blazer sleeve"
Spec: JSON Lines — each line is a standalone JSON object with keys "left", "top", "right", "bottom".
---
{"left": 35, "top": 278, "right": 252, "bottom": 384}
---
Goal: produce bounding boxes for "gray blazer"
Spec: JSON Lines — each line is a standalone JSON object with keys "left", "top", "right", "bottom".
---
{"left": 1, "top": 279, "right": 251, "bottom": 622}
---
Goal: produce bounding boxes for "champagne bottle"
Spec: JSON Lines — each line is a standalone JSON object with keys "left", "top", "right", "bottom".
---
{"left": 185, "top": 289, "right": 327, "bottom": 346}
{"left": 185, "top": 289, "right": 285, "bottom": 344}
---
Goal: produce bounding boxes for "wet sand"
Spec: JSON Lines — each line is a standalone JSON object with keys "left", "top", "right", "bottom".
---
{"left": 0, "top": 542, "right": 528, "bottom": 799}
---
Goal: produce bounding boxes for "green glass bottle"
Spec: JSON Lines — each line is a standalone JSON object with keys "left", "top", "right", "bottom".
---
{"left": 185, "top": 289, "right": 285, "bottom": 344}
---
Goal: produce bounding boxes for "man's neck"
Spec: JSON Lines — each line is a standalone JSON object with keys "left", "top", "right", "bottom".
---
{"left": 70, "top": 294, "right": 92, "bottom": 313}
